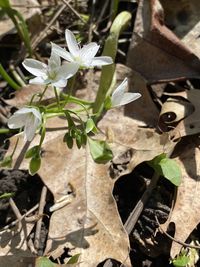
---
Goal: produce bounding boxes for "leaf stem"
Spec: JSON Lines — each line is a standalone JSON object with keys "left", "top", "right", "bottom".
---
{"left": 0, "top": 63, "right": 21, "bottom": 90}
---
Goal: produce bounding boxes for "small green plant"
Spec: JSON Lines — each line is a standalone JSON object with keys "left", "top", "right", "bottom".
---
{"left": 4, "top": 12, "right": 141, "bottom": 175}
{"left": 148, "top": 153, "right": 182, "bottom": 186}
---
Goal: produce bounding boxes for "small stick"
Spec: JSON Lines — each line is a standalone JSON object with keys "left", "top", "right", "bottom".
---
{"left": 9, "top": 197, "right": 23, "bottom": 230}
{"left": 28, "top": 238, "right": 38, "bottom": 255}
{"left": 11, "top": 4, "right": 56, "bottom": 8}
{"left": 0, "top": 204, "right": 39, "bottom": 232}
{"left": 155, "top": 216, "right": 200, "bottom": 250}
{"left": 13, "top": 140, "right": 31, "bottom": 169}
{"left": 34, "top": 186, "right": 47, "bottom": 251}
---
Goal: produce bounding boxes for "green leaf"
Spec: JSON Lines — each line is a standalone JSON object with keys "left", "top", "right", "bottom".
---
{"left": 86, "top": 118, "right": 95, "bottom": 133}
{"left": 76, "top": 133, "right": 82, "bottom": 149}
{"left": 0, "top": 192, "right": 15, "bottom": 199}
{"left": 81, "top": 133, "right": 87, "bottom": 146}
{"left": 25, "top": 145, "right": 40, "bottom": 158}
{"left": 104, "top": 96, "right": 112, "bottom": 110}
{"left": 67, "top": 253, "right": 81, "bottom": 264}
{"left": 35, "top": 257, "right": 55, "bottom": 267}
{"left": 0, "top": 0, "right": 10, "bottom": 8}
{"left": 88, "top": 138, "right": 113, "bottom": 163}
{"left": 0, "top": 155, "right": 12, "bottom": 168}
{"left": 172, "top": 255, "right": 190, "bottom": 267}
{"left": 64, "top": 133, "right": 73, "bottom": 149}
{"left": 29, "top": 155, "right": 41, "bottom": 176}
{"left": 148, "top": 153, "right": 181, "bottom": 186}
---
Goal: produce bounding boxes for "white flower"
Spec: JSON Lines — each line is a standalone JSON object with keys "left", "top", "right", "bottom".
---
{"left": 51, "top": 29, "right": 113, "bottom": 68}
{"left": 22, "top": 50, "right": 79, "bottom": 88}
{"left": 8, "top": 107, "right": 42, "bottom": 141}
{"left": 111, "top": 78, "right": 141, "bottom": 107}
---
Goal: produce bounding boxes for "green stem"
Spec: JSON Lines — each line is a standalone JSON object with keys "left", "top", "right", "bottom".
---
{"left": 63, "top": 74, "right": 77, "bottom": 107}
{"left": 0, "top": 63, "right": 21, "bottom": 90}
{"left": 93, "top": 11, "right": 131, "bottom": 117}
{"left": 0, "top": 128, "right": 12, "bottom": 134}
{"left": 38, "top": 85, "right": 48, "bottom": 103}
{"left": 61, "top": 93, "right": 92, "bottom": 105}
{"left": 9, "top": 65, "right": 26, "bottom": 87}
{"left": 54, "top": 86, "right": 61, "bottom": 109}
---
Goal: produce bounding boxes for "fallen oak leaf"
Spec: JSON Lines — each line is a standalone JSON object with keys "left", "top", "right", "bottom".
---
{"left": 4, "top": 64, "right": 176, "bottom": 266}
{"left": 161, "top": 138, "right": 200, "bottom": 258}
{"left": 158, "top": 89, "right": 200, "bottom": 138}
{"left": 127, "top": 0, "right": 200, "bottom": 83}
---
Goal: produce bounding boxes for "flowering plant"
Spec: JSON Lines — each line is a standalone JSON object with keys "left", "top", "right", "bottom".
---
{"left": 5, "top": 27, "right": 141, "bottom": 175}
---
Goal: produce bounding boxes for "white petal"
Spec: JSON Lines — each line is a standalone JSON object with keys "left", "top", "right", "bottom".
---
{"left": 24, "top": 114, "right": 40, "bottom": 141}
{"left": 49, "top": 50, "right": 61, "bottom": 69}
{"left": 111, "top": 78, "right": 128, "bottom": 106}
{"left": 15, "top": 107, "right": 37, "bottom": 115}
{"left": 7, "top": 113, "right": 27, "bottom": 129}
{"left": 79, "top": 43, "right": 99, "bottom": 64}
{"left": 52, "top": 79, "right": 67, "bottom": 88}
{"left": 22, "top": 59, "right": 47, "bottom": 77}
{"left": 29, "top": 76, "right": 47, "bottom": 85}
{"left": 58, "top": 62, "right": 79, "bottom": 79}
{"left": 112, "top": 92, "right": 141, "bottom": 107}
{"left": 90, "top": 56, "right": 113, "bottom": 67}
{"left": 30, "top": 108, "right": 42, "bottom": 122}
{"left": 51, "top": 42, "right": 73, "bottom": 62}
{"left": 65, "top": 29, "right": 79, "bottom": 57}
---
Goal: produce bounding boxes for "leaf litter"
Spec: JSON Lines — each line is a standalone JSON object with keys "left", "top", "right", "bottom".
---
{"left": 2, "top": 0, "right": 200, "bottom": 265}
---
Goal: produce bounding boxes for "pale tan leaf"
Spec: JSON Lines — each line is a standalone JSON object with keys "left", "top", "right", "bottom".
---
{"left": 5, "top": 84, "right": 55, "bottom": 108}
{"left": 158, "top": 89, "right": 200, "bottom": 137}
{"left": 0, "top": 222, "right": 35, "bottom": 267}
{"left": 162, "top": 139, "right": 200, "bottom": 258}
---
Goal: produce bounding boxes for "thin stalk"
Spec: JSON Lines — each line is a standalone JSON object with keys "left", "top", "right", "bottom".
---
{"left": 9, "top": 64, "right": 26, "bottom": 87}
{"left": 0, "top": 128, "right": 11, "bottom": 134}
{"left": 38, "top": 85, "right": 48, "bottom": 103}
{"left": 0, "top": 63, "right": 21, "bottom": 90}
{"left": 93, "top": 11, "right": 131, "bottom": 117}
{"left": 64, "top": 74, "right": 77, "bottom": 106}
{"left": 54, "top": 86, "right": 61, "bottom": 109}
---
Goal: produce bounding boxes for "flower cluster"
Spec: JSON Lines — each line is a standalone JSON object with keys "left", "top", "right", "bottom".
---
{"left": 7, "top": 29, "right": 141, "bottom": 158}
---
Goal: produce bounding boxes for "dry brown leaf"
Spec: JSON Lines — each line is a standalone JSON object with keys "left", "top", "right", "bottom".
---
{"left": 4, "top": 64, "right": 174, "bottom": 265}
{"left": 5, "top": 84, "right": 55, "bottom": 108}
{"left": 162, "top": 138, "right": 200, "bottom": 258}
{"left": 127, "top": 0, "right": 200, "bottom": 82}
{"left": 6, "top": 132, "right": 132, "bottom": 266}
{"left": 0, "top": 221, "right": 35, "bottom": 267}
{"left": 158, "top": 90, "right": 200, "bottom": 138}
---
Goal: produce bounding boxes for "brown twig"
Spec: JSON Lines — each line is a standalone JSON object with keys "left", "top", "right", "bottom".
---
{"left": 9, "top": 197, "right": 23, "bottom": 230}
{"left": 13, "top": 140, "right": 31, "bottom": 169}
{"left": 155, "top": 216, "right": 200, "bottom": 250}
{"left": 11, "top": 4, "right": 56, "bottom": 8}
{"left": 34, "top": 186, "right": 47, "bottom": 251}
{"left": 0, "top": 204, "right": 39, "bottom": 232}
